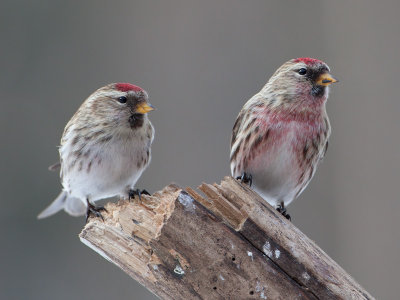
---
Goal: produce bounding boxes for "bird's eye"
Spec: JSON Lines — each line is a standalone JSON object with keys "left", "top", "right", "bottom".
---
{"left": 118, "top": 96, "right": 127, "bottom": 103}
{"left": 298, "top": 68, "right": 307, "bottom": 75}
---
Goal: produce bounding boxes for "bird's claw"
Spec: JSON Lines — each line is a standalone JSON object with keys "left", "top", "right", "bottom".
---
{"left": 276, "top": 202, "right": 291, "bottom": 221}
{"left": 128, "top": 189, "right": 151, "bottom": 201}
{"left": 85, "top": 202, "right": 107, "bottom": 223}
{"left": 236, "top": 172, "right": 252, "bottom": 187}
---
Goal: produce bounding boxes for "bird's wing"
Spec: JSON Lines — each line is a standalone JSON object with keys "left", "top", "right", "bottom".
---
{"left": 48, "top": 162, "right": 61, "bottom": 171}
{"left": 231, "top": 111, "right": 245, "bottom": 148}
{"left": 321, "top": 140, "right": 329, "bottom": 159}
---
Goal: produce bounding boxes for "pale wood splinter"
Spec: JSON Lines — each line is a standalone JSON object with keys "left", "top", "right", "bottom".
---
{"left": 80, "top": 177, "right": 373, "bottom": 300}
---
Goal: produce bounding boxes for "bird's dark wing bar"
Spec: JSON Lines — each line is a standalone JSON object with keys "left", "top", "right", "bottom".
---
{"left": 48, "top": 162, "right": 61, "bottom": 171}
{"left": 231, "top": 112, "right": 244, "bottom": 147}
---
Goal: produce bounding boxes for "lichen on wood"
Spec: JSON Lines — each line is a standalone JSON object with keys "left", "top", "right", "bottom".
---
{"left": 80, "top": 177, "right": 374, "bottom": 300}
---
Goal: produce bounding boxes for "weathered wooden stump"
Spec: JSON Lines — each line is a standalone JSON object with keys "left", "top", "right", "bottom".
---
{"left": 80, "top": 177, "right": 373, "bottom": 299}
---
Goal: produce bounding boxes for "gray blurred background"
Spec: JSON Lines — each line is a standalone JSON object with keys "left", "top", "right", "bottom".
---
{"left": 1, "top": 0, "right": 399, "bottom": 299}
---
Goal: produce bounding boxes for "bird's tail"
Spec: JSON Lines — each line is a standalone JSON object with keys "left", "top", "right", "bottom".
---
{"left": 37, "top": 191, "right": 86, "bottom": 219}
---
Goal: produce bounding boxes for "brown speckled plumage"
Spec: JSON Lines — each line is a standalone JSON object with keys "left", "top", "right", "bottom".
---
{"left": 230, "top": 58, "right": 336, "bottom": 216}
{"left": 38, "top": 83, "right": 155, "bottom": 219}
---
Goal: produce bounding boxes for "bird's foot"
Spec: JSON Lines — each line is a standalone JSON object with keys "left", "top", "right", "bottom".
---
{"left": 128, "top": 189, "right": 151, "bottom": 201}
{"left": 85, "top": 202, "right": 107, "bottom": 223}
{"left": 236, "top": 172, "right": 252, "bottom": 187}
{"left": 276, "top": 202, "right": 291, "bottom": 221}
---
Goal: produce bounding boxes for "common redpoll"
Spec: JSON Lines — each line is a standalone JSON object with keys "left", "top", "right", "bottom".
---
{"left": 38, "top": 83, "right": 155, "bottom": 221}
{"left": 230, "top": 58, "right": 337, "bottom": 219}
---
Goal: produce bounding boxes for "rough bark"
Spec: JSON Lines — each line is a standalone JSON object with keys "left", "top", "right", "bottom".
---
{"left": 79, "top": 177, "right": 374, "bottom": 300}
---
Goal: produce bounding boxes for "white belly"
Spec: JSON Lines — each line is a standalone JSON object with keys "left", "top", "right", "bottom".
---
{"left": 247, "top": 136, "right": 301, "bottom": 207}
{"left": 61, "top": 129, "right": 152, "bottom": 202}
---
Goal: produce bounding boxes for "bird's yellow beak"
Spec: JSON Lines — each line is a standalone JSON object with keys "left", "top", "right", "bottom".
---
{"left": 136, "top": 102, "right": 155, "bottom": 114}
{"left": 316, "top": 73, "right": 338, "bottom": 86}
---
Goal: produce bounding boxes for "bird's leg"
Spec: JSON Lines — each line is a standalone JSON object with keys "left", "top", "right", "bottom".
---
{"left": 276, "top": 202, "right": 291, "bottom": 221}
{"left": 128, "top": 189, "right": 151, "bottom": 201}
{"left": 236, "top": 172, "right": 253, "bottom": 187}
{"left": 85, "top": 198, "right": 107, "bottom": 223}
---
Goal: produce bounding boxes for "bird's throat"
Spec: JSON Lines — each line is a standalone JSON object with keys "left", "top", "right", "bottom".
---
{"left": 311, "top": 85, "right": 325, "bottom": 98}
{"left": 128, "top": 114, "right": 144, "bottom": 129}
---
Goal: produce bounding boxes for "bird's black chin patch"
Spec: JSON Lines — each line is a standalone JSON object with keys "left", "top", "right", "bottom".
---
{"left": 311, "top": 86, "right": 325, "bottom": 98}
{"left": 129, "top": 113, "right": 144, "bottom": 129}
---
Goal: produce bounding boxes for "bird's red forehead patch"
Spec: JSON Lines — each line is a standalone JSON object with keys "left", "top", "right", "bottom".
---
{"left": 115, "top": 83, "right": 143, "bottom": 92}
{"left": 294, "top": 57, "right": 324, "bottom": 65}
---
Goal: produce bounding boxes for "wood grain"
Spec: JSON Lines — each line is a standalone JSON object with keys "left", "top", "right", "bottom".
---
{"left": 80, "top": 177, "right": 373, "bottom": 300}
